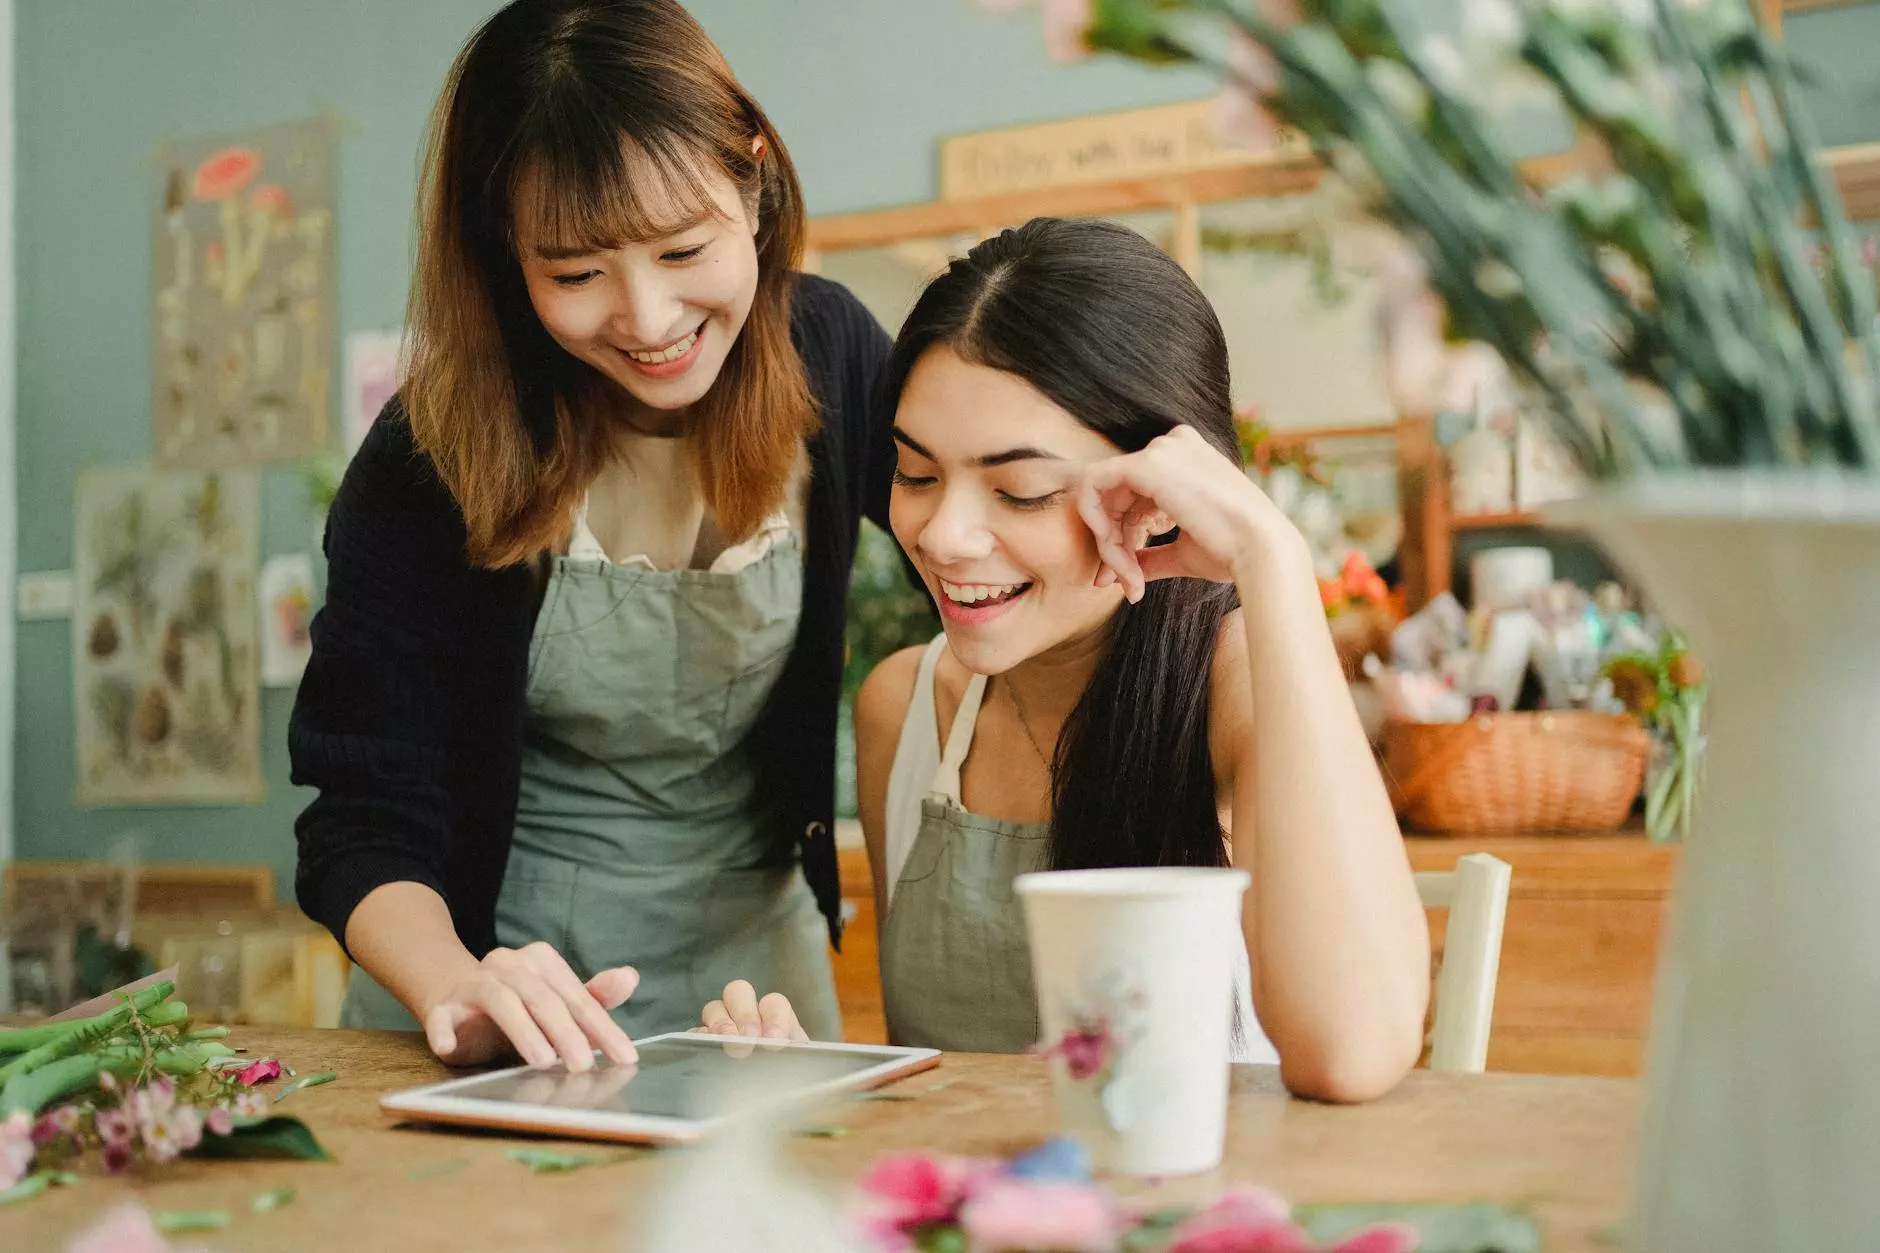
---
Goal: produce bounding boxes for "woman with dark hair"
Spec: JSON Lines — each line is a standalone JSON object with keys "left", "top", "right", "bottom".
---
{"left": 708, "top": 218, "right": 1429, "bottom": 1102}
{"left": 290, "top": 0, "right": 891, "bottom": 1070}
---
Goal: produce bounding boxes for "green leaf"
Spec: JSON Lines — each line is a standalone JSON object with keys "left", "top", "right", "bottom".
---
{"left": 792, "top": 1125, "right": 850, "bottom": 1139}
{"left": 504, "top": 1146, "right": 642, "bottom": 1173}
{"left": 155, "top": 1210, "right": 232, "bottom": 1234}
{"left": 1295, "top": 1201, "right": 1541, "bottom": 1253}
{"left": 252, "top": 1186, "right": 298, "bottom": 1212}
{"left": 913, "top": 1224, "right": 970, "bottom": 1253}
{"left": 274, "top": 1071, "right": 338, "bottom": 1102}
{"left": 190, "top": 1114, "right": 332, "bottom": 1163}
{"left": 0, "top": 1170, "right": 78, "bottom": 1207}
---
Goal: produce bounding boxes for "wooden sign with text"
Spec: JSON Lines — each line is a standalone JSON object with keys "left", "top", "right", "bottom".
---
{"left": 938, "top": 99, "right": 1309, "bottom": 202}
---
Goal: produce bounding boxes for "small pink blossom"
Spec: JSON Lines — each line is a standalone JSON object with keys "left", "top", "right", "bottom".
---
{"left": 96, "top": 1108, "right": 136, "bottom": 1148}
{"left": 1166, "top": 1187, "right": 1303, "bottom": 1253}
{"left": 1039, "top": 1023, "right": 1113, "bottom": 1080}
{"left": 1165, "top": 1189, "right": 1419, "bottom": 1253}
{"left": 138, "top": 1104, "right": 201, "bottom": 1164}
{"left": 97, "top": 1070, "right": 119, "bottom": 1094}
{"left": 101, "top": 1141, "right": 135, "bottom": 1175}
{"left": 66, "top": 1202, "right": 176, "bottom": 1253}
{"left": 0, "top": 1111, "right": 35, "bottom": 1191}
{"left": 236, "top": 1058, "right": 283, "bottom": 1086}
{"left": 1042, "top": 0, "right": 1094, "bottom": 63}
{"left": 234, "top": 1090, "right": 270, "bottom": 1119}
{"left": 205, "top": 1106, "right": 234, "bottom": 1138}
{"left": 958, "top": 1179, "right": 1120, "bottom": 1253}
{"left": 34, "top": 1104, "right": 81, "bottom": 1146}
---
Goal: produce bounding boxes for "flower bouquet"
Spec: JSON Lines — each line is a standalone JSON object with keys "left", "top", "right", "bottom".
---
{"left": 1602, "top": 633, "right": 1706, "bottom": 842}
{"left": 0, "top": 980, "right": 329, "bottom": 1205}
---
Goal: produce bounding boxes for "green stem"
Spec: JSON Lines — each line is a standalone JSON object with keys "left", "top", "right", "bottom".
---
{"left": 0, "top": 981, "right": 175, "bottom": 1087}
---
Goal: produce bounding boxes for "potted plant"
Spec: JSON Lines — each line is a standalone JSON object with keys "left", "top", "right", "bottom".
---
{"left": 990, "top": 2, "right": 1880, "bottom": 1248}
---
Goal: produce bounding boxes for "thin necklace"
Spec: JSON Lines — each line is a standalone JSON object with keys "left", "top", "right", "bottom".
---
{"left": 1004, "top": 676, "right": 1055, "bottom": 774}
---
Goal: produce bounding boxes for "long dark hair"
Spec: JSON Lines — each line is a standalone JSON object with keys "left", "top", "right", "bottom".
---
{"left": 405, "top": 0, "right": 814, "bottom": 567}
{"left": 882, "top": 218, "right": 1244, "bottom": 871}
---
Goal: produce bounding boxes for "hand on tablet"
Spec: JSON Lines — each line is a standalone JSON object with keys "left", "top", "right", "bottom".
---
{"left": 696, "top": 980, "right": 808, "bottom": 1042}
{"left": 422, "top": 941, "right": 640, "bottom": 1072}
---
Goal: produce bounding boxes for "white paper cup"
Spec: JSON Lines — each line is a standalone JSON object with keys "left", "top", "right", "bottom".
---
{"left": 1015, "top": 867, "right": 1252, "bottom": 1177}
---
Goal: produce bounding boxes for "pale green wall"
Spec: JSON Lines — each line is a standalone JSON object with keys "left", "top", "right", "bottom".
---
{"left": 8, "top": 1, "right": 1212, "bottom": 897}
{"left": 11, "top": 2, "right": 1880, "bottom": 896}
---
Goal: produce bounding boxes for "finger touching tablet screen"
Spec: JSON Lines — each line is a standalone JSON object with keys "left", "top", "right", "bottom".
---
{"left": 381, "top": 1033, "right": 941, "bottom": 1145}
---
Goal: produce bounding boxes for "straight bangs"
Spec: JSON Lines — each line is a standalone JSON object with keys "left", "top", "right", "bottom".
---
{"left": 403, "top": 0, "right": 815, "bottom": 570}
{"left": 508, "top": 119, "right": 757, "bottom": 259}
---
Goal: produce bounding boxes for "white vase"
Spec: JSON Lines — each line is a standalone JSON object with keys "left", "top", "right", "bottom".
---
{"left": 1552, "top": 474, "right": 1880, "bottom": 1253}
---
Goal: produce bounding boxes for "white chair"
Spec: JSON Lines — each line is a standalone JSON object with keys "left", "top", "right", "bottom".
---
{"left": 1415, "top": 852, "right": 1513, "bottom": 1073}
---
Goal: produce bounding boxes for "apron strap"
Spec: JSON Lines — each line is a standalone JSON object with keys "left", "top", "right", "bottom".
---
{"left": 934, "top": 670, "right": 989, "bottom": 808}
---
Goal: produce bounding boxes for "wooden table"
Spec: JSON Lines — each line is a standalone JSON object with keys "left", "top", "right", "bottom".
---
{"left": 1, "top": 1027, "right": 1640, "bottom": 1252}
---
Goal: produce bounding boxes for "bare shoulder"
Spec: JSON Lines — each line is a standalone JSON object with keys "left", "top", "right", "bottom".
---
{"left": 1209, "top": 608, "right": 1254, "bottom": 780}
{"left": 855, "top": 643, "right": 931, "bottom": 754}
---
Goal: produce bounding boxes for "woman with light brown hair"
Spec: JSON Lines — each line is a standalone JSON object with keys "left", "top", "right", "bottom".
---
{"left": 289, "top": 0, "right": 894, "bottom": 1071}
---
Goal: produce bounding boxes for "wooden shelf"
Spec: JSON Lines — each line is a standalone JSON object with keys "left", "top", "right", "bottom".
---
{"left": 1450, "top": 510, "right": 1544, "bottom": 532}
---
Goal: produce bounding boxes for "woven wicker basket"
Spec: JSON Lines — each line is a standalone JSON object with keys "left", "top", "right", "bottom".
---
{"left": 1382, "top": 711, "right": 1650, "bottom": 834}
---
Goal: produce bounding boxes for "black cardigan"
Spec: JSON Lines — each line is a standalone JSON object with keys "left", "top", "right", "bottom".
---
{"left": 289, "top": 275, "right": 894, "bottom": 959}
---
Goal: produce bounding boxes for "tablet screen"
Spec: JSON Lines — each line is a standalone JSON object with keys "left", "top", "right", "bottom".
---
{"left": 438, "top": 1036, "right": 905, "bottom": 1121}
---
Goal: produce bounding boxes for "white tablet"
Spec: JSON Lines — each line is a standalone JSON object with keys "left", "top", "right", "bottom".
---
{"left": 380, "top": 1032, "right": 941, "bottom": 1145}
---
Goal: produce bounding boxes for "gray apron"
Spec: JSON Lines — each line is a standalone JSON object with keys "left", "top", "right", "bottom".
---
{"left": 880, "top": 794, "right": 1050, "bottom": 1053}
{"left": 878, "top": 655, "right": 1272, "bottom": 1062}
{"left": 341, "top": 517, "right": 840, "bottom": 1041}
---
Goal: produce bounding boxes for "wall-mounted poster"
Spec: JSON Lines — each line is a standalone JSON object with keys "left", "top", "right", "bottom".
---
{"left": 342, "top": 329, "right": 403, "bottom": 453}
{"left": 152, "top": 118, "right": 336, "bottom": 468}
{"left": 258, "top": 553, "right": 316, "bottom": 688}
{"left": 73, "top": 467, "right": 263, "bottom": 807}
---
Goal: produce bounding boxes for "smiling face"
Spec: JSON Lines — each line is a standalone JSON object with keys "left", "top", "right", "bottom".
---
{"left": 513, "top": 154, "right": 760, "bottom": 420}
{"left": 889, "top": 345, "right": 1130, "bottom": 676}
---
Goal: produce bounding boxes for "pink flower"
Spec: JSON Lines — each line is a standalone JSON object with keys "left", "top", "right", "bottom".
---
{"left": 1040, "top": 1023, "right": 1113, "bottom": 1080}
{"left": 171, "top": 1106, "right": 203, "bottom": 1153}
{"left": 859, "top": 1153, "right": 979, "bottom": 1231}
{"left": 1042, "top": 0, "right": 1094, "bottom": 63}
{"left": 234, "top": 1090, "right": 270, "bottom": 1119}
{"left": 1165, "top": 1190, "right": 1419, "bottom": 1253}
{"left": 236, "top": 1058, "right": 283, "bottom": 1086}
{"left": 0, "top": 1111, "right": 34, "bottom": 1191}
{"left": 960, "top": 1179, "right": 1120, "bottom": 1252}
{"left": 205, "top": 1106, "right": 234, "bottom": 1138}
{"left": 137, "top": 1104, "right": 201, "bottom": 1164}
{"left": 66, "top": 1202, "right": 176, "bottom": 1253}
{"left": 101, "top": 1141, "right": 135, "bottom": 1175}
{"left": 96, "top": 1108, "right": 136, "bottom": 1148}
{"left": 1167, "top": 1187, "right": 1305, "bottom": 1252}
{"left": 34, "top": 1104, "right": 81, "bottom": 1146}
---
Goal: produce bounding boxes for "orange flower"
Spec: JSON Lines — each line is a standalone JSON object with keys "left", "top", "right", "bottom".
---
{"left": 1667, "top": 651, "right": 1704, "bottom": 689}
{"left": 1606, "top": 659, "right": 1661, "bottom": 717}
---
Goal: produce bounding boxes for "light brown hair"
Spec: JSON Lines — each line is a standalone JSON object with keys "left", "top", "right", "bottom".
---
{"left": 404, "top": 0, "right": 815, "bottom": 568}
